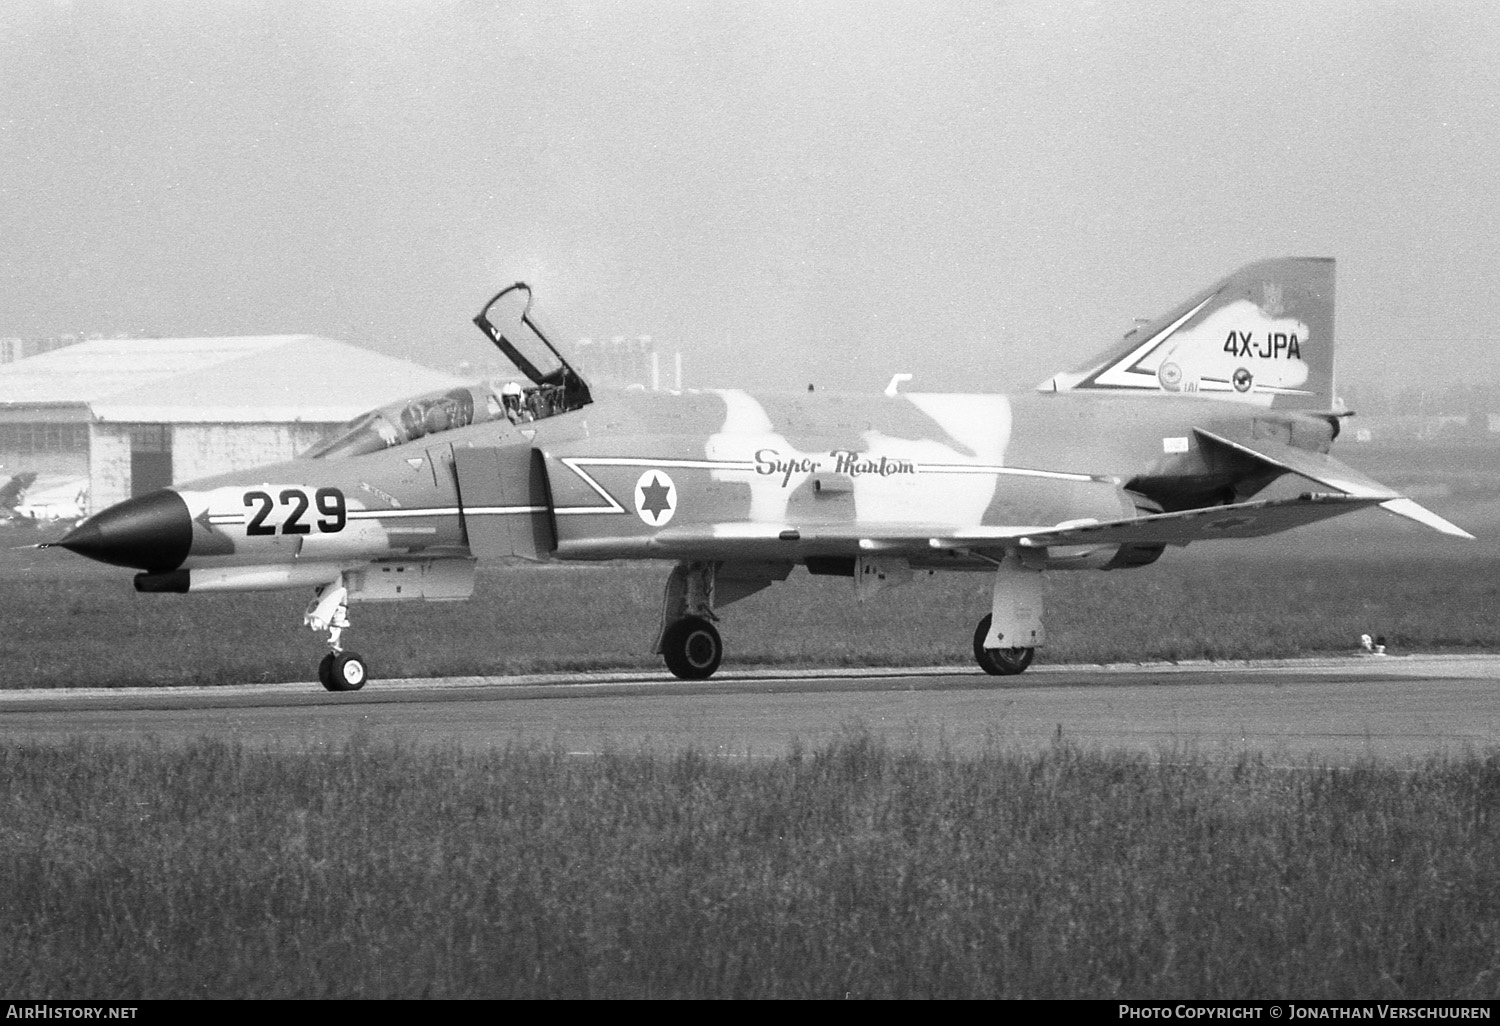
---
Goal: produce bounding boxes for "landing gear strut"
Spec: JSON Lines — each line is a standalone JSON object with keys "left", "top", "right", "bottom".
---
{"left": 971, "top": 556, "right": 1043, "bottom": 677}
{"left": 655, "top": 561, "right": 722, "bottom": 680}
{"left": 306, "top": 579, "right": 368, "bottom": 692}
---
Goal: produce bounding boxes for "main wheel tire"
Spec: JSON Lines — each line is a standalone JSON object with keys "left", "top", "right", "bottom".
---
{"left": 318, "top": 652, "right": 336, "bottom": 691}
{"left": 972, "top": 614, "right": 1035, "bottom": 676}
{"left": 327, "top": 651, "right": 368, "bottom": 692}
{"left": 662, "top": 616, "right": 723, "bottom": 680}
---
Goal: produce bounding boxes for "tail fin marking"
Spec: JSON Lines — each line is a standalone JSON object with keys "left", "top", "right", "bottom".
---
{"left": 1039, "top": 257, "right": 1336, "bottom": 410}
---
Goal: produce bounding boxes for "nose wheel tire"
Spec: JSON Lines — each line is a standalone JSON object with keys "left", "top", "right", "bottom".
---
{"left": 972, "top": 614, "right": 1035, "bottom": 676}
{"left": 661, "top": 616, "right": 723, "bottom": 680}
{"left": 319, "top": 651, "right": 368, "bottom": 692}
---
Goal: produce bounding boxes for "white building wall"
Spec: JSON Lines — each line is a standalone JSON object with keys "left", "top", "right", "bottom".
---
{"left": 0, "top": 448, "right": 88, "bottom": 480}
{"left": 171, "top": 423, "right": 335, "bottom": 484}
{"left": 89, "top": 425, "right": 132, "bottom": 513}
{"left": 86, "top": 422, "right": 335, "bottom": 513}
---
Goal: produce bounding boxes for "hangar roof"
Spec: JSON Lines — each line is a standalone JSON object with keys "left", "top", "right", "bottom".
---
{"left": 0, "top": 336, "right": 470, "bottom": 423}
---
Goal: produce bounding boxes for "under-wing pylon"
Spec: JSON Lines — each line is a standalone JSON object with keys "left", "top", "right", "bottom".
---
{"left": 49, "top": 257, "right": 1472, "bottom": 690}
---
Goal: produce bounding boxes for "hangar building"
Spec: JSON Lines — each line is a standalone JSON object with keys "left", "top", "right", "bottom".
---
{"left": 0, "top": 336, "right": 468, "bottom": 514}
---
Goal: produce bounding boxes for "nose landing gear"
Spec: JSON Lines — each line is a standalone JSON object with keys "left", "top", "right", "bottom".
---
{"left": 306, "top": 579, "right": 369, "bottom": 692}
{"left": 317, "top": 650, "right": 369, "bottom": 691}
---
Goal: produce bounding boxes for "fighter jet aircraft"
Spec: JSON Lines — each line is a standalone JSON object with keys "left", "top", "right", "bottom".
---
{"left": 49, "top": 258, "right": 1472, "bottom": 690}
{"left": 6, "top": 474, "right": 89, "bottom": 524}
{"left": 0, "top": 470, "right": 38, "bottom": 520}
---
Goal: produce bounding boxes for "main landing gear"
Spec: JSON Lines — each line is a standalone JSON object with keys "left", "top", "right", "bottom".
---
{"left": 654, "top": 560, "right": 788, "bottom": 680}
{"left": 655, "top": 562, "right": 724, "bottom": 680}
{"left": 653, "top": 557, "right": 1045, "bottom": 681}
{"left": 972, "top": 613, "right": 1035, "bottom": 676}
{"left": 306, "top": 579, "right": 369, "bottom": 692}
{"left": 660, "top": 615, "right": 723, "bottom": 680}
{"left": 971, "top": 557, "right": 1044, "bottom": 678}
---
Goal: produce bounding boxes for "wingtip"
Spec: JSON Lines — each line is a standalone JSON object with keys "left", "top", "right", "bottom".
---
{"left": 1379, "top": 498, "right": 1475, "bottom": 540}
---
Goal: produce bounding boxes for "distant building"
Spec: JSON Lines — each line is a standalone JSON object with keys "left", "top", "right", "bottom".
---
{"left": 1348, "top": 414, "right": 1481, "bottom": 442}
{"left": 0, "top": 336, "right": 86, "bottom": 364}
{"left": 0, "top": 336, "right": 466, "bottom": 514}
{"left": 460, "top": 335, "right": 683, "bottom": 393}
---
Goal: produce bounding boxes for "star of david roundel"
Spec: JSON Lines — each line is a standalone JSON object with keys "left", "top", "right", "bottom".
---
{"left": 634, "top": 470, "right": 677, "bottom": 526}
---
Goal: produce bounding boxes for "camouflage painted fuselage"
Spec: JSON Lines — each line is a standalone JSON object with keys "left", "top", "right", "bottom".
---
{"left": 156, "top": 386, "right": 1336, "bottom": 584}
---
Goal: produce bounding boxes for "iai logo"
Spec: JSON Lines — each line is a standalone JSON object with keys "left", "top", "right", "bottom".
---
{"left": 634, "top": 470, "right": 677, "bottom": 526}
{"left": 1233, "top": 367, "right": 1254, "bottom": 393}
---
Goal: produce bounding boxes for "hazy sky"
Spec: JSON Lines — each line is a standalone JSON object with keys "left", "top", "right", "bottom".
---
{"left": 3, "top": 0, "right": 1497, "bottom": 398}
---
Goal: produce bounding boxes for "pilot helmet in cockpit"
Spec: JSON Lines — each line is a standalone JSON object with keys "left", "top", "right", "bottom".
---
{"left": 499, "top": 380, "right": 528, "bottom": 422}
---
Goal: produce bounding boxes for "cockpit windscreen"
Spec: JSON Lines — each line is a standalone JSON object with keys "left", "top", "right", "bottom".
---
{"left": 302, "top": 386, "right": 496, "bottom": 460}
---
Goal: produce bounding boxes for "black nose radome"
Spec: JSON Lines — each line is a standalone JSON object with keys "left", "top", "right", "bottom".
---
{"left": 51, "top": 489, "right": 192, "bottom": 573}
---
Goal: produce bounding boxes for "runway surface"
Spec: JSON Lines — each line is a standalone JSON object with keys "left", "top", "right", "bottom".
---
{"left": 3, "top": 654, "right": 1498, "bottom": 764}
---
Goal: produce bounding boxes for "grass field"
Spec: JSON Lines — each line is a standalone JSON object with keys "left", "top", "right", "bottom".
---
{"left": 4, "top": 734, "right": 1499, "bottom": 999}
{"left": 4, "top": 502, "right": 1497, "bottom": 688}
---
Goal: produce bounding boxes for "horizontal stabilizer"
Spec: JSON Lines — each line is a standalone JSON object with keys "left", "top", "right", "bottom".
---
{"left": 1015, "top": 493, "right": 1385, "bottom": 549}
{"left": 1195, "top": 429, "right": 1475, "bottom": 539}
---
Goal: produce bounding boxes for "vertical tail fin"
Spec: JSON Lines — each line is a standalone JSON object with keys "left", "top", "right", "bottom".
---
{"left": 1038, "top": 257, "right": 1336, "bottom": 410}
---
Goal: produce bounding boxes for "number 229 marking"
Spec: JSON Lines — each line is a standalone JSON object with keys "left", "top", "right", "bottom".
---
{"left": 244, "top": 488, "right": 347, "bottom": 535}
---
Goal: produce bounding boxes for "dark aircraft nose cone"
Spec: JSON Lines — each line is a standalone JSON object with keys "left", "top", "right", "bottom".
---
{"left": 52, "top": 489, "right": 193, "bottom": 572}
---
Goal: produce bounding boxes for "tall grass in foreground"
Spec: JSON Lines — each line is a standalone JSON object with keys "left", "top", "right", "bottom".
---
{"left": 4, "top": 734, "right": 1499, "bottom": 999}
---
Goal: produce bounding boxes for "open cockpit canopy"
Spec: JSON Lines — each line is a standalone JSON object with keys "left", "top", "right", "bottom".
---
{"left": 303, "top": 283, "right": 592, "bottom": 460}
{"left": 473, "top": 283, "right": 592, "bottom": 411}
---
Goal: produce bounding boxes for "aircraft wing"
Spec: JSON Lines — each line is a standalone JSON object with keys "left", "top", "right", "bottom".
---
{"left": 1009, "top": 493, "right": 1385, "bottom": 549}
{"left": 593, "top": 496, "right": 1382, "bottom": 559}
{"left": 631, "top": 522, "right": 1035, "bottom": 559}
{"left": 559, "top": 428, "right": 1471, "bottom": 562}
{"left": 1194, "top": 428, "right": 1475, "bottom": 539}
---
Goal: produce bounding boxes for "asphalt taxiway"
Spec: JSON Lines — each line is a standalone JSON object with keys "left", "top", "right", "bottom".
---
{"left": 1, "top": 654, "right": 1496, "bottom": 765}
